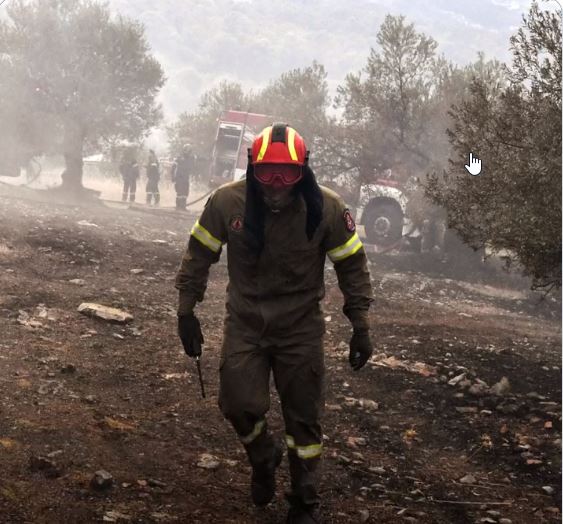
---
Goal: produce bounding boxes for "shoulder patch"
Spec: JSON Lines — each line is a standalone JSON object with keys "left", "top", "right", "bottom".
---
{"left": 343, "top": 209, "right": 356, "bottom": 233}
{"left": 229, "top": 214, "right": 244, "bottom": 232}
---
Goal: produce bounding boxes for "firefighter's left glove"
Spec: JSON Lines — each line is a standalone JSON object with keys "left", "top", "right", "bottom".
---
{"left": 178, "top": 313, "right": 204, "bottom": 358}
{"left": 349, "top": 329, "right": 373, "bottom": 371}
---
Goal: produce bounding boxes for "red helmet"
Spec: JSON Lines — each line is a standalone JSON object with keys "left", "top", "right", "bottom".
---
{"left": 251, "top": 124, "right": 307, "bottom": 166}
{"left": 250, "top": 124, "right": 308, "bottom": 186}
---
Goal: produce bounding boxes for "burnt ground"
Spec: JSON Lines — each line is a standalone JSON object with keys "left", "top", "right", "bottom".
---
{"left": 0, "top": 183, "right": 560, "bottom": 524}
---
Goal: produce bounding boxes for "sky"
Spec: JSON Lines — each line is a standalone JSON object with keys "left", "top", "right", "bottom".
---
{"left": 103, "top": 0, "right": 542, "bottom": 125}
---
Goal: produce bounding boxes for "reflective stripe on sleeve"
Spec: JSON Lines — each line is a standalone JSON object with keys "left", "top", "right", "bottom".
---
{"left": 240, "top": 419, "right": 266, "bottom": 445}
{"left": 256, "top": 127, "right": 272, "bottom": 162}
{"left": 285, "top": 434, "right": 323, "bottom": 459}
{"left": 287, "top": 127, "right": 298, "bottom": 161}
{"left": 190, "top": 220, "right": 222, "bottom": 253}
{"left": 327, "top": 232, "right": 363, "bottom": 262}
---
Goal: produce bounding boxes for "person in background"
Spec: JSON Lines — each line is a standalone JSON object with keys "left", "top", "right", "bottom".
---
{"left": 146, "top": 149, "right": 160, "bottom": 206}
{"left": 173, "top": 145, "right": 195, "bottom": 211}
{"left": 119, "top": 156, "right": 139, "bottom": 203}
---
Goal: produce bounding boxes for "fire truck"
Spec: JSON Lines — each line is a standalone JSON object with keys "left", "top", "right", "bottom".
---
{"left": 330, "top": 169, "right": 422, "bottom": 252}
{"left": 208, "top": 110, "right": 272, "bottom": 189}
{"left": 357, "top": 175, "right": 419, "bottom": 250}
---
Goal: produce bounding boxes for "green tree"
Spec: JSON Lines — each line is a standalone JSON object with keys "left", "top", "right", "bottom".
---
{"left": 427, "top": 2, "right": 561, "bottom": 289}
{"left": 426, "top": 53, "right": 507, "bottom": 168}
{"left": 336, "top": 15, "right": 444, "bottom": 182}
{"left": 0, "top": 0, "right": 165, "bottom": 193}
{"left": 254, "top": 61, "right": 330, "bottom": 147}
{"left": 405, "top": 53, "right": 507, "bottom": 226}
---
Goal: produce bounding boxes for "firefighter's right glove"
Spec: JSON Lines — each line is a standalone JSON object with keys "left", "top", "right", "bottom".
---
{"left": 177, "top": 313, "right": 204, "bottom": 358}
{"left": 349, "top": 329, "right": 373, "bottom": 371}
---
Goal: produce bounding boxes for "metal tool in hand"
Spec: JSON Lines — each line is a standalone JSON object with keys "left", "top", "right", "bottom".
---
{"left": 195, "top": 356, "right": 206, "bottom": 398}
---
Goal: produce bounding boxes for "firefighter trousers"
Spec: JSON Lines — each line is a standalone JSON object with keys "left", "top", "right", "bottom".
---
{"left": 175, "top": 179, "right": 189, "bottom": 210}
{"left": 146, "top": 176, "right": 160, "bottom": 205}
{"left": 218, "top": 332, "right": 325, "bottom": 508}
{"left": 121, "top": 178, "right": 136, "bottom": 202}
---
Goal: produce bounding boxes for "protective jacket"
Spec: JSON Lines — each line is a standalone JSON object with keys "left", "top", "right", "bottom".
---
{"left": 175, "top": 180, "right": 372, "bottom": 342}
{"left": 174, "top": 154, "right": 194, "bottom": 183}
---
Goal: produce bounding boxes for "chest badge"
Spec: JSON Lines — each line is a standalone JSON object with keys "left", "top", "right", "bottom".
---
{"left": 230, "top": 215, "right": 244, "bottom": 232}
{"left": 343, "top": 209, "right": 356, "bottom": 233}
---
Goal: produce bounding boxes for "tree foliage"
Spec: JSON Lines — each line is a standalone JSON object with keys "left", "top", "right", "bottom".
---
{"left": 253, "top": 61, "right": 330, "bottom": 146}
{"left": 427, "top": 2, "right": 561, "bottom": 289}
{"left": 0, "top": 0, "right": 165, "bottom": 191}
{"left": 335, "top": 14, "right": 444, "bottom": 181}
{"left": 334, "top": 17, "right": 507, "bottom": 196}
{"left": 167, "top": 64, "right": 331, "bottom": 168}
{"left": 167, "top": 80, "right": 251, "bottom": 160}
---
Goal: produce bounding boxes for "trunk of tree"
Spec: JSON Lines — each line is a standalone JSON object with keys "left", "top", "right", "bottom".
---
{"left": 60, "top": 120, "right": 85, "bottom": 193}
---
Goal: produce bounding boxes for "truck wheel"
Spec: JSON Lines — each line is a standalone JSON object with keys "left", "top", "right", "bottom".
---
{"left": 364, "top": 202, "right": 403, "bottom": 247}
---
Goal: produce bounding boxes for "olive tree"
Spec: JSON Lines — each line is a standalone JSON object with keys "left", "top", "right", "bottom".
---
{"left": 427, "top": 2, "right": 561, "bottom": 290}
{"left": 0, "top": 0, "right": 165, "bottom": 193}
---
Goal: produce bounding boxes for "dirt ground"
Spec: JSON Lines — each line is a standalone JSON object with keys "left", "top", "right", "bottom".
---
{"left": 0, "top": 183, "right": 560, "bottom": 524}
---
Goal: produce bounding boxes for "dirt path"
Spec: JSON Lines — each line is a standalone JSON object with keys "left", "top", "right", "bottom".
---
{"left": 0, "top": 186, "right": 560, "bottom": 523}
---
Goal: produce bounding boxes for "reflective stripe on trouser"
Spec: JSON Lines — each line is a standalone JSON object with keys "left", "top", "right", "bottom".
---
{"left": 146, "top": 192, "right": 160, "bottom": 204}
{"left": 243, "top": 421, "right": 275, "bottom": 468}
{"left": 285, "top": 434, "right": 322, "bottom": 459}
{"left": 146, "top": 178, "right": 160, "bottom": 204}
{"left": 218, "top": 328, "right": 324, "bottom": 506}
{"left": 122, "top": 179, "right": 137, "bottom": 202}
{"left": 240, "top": 418, "right": 266, "bottom": 445}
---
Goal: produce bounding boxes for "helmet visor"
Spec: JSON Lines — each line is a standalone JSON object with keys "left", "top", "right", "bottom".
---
{"left": 254, "top": 163, "right": 303, "bottom": 186}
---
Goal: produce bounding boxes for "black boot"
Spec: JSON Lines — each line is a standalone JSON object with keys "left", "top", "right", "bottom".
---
{"left": 286, "top": 501, "right": 321, "bottom": 523}
{"left": 285, "top": 452, "right": 322, "bottom": 522}
{"left": 250, "top": 443, "right": 283, "bottom": 506}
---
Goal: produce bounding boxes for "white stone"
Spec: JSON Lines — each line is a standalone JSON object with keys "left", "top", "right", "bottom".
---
{"left": 78, "top": 303, "right": 133, "bottom": 324}
{"left": 197, "top": 453, "right": 220, "bottom": 470}
{"left": 448, "top": 373, "right": 466, "bottom": 386}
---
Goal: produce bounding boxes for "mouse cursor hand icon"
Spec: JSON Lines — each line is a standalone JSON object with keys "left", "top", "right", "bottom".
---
{"left": 464, "top": 153, "right": 482, "bottom": 176}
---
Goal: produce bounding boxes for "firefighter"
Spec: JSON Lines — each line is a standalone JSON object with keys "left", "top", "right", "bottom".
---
{"left": 119, "top": 157, "right": 139, "bottom": 203}
{"left": 145, "top": 149, "right": 160, "bottom": 205}
{"left": 420, "top": 204, "right": 447, "bottom": 256}
{"left": 175, "top": 124, "right": 374, "bottom": 523}
{"left": 173, "top": 145, "right": 194, "bottom": 211}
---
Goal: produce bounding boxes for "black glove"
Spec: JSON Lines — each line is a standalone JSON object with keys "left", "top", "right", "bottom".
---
{"left": 349, "top": 329, "right": 373, "bottom": 371}
{"left": 178, "top": 313, "right": 204, "bottom": 357}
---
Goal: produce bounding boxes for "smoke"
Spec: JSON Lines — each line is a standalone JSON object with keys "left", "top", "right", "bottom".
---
{"left": 0, "top": 157, "right": 208, "bottom": 212}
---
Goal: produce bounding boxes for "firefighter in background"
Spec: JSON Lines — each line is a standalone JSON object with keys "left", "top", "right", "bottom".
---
{"left": 420, "top": 204, "right": 447, "bottom": 255}
{"left": 119, "top": 156, "right": 140, "bottom": 203}
{"left": 175, "top": 124, "right": 374, "bottom": 523}
{"left": 145, "top": 149, "right": 160, "bottom": 205}
{"left": 404, "top": 177, "right": 447, "bottom": 256}
{"left": 172, "top": 145, "right": 194, "bottom": 211}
